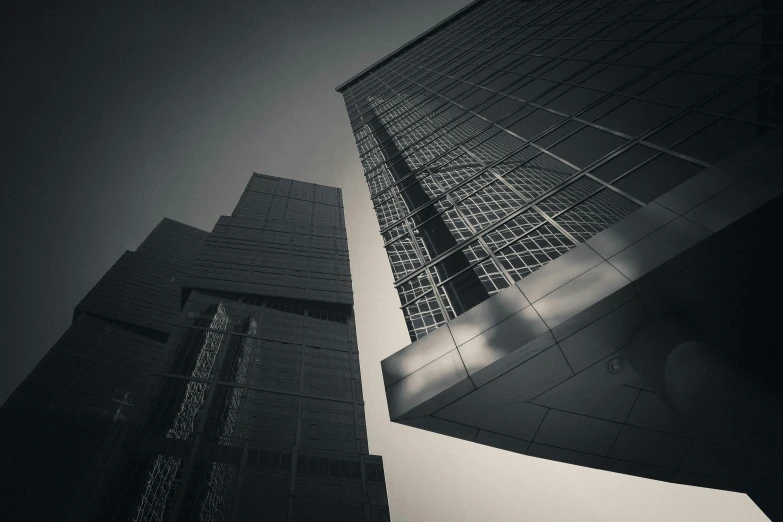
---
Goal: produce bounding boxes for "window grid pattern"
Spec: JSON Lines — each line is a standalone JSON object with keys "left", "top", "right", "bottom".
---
{"left": 555, "top": 188, "right": 642, "bottom": 242}
{"left": 495, "top": 223, "right": 575, "bottom": 281}
{"left": 342, "top": 0, "right": 782, "bottom": 341}
{"left": 0, "top": 175, "right": 392, "bottom": 521}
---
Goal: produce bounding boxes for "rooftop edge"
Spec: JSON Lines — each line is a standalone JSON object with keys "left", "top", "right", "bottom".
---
{"left": 334, "top": 0, "right": 488, "bottom": 93}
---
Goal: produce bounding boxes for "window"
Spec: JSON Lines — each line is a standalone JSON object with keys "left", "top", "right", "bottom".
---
{"left": 397, "top": 271, "right": 432, "bottom": 307}
{"left": 495, "top": 224, "right": 574, "bottom": 282}
{"left": 636, "top": 71, "right": 730, "bottom": 108}
{"left": 673, "top": 118, "right": 764, "bottom": 164}
{"left": 534, "top": 121, "right": 584, "bottom": 148}
{"left": 459, "top": 183, "right": 524, "bottom": 231}
{"left": 507, "top": 77, "right": 558, "bottom": 101}
{"left": 548, "top": 126, "right": 628, "bottom": 168}
{"left": 483, "top": 209, "right": 546, "bottom": 251}
{"left": 555, "top": 188, "right": 640, "bottom": 242}
{"left": 613, "top": 153, "right": 704, "bottom": 202}
{"left": 544, "top": 86, "right": 605, "bottom": 116}
{"left": 589, "top": 144, "right": 658, "bottom": 183}
{"left": 595, "top": 98, "right": 679, "bottom": 137}
{"left": 477, "top": 95, "right": 526, "bottom": 122}
{"left": 537, "top": 177, "right": 602, "bottom": 216}
{"left": 647, "top": 111, "right": 718, "bottom": 148}
{"left": 403, "top": 292, "right": 447, "bottom": 340}
{"left": 505, "top": 109, "right": 565, "bottom": 141}
{"left": 457, "top": 87, "right": 496, "bottom": 110}
{"left": 578, "top": 64, "right": 646, "bottom": 92}
{"left": 385, "top": 235, "right": 424, "bottom": 280}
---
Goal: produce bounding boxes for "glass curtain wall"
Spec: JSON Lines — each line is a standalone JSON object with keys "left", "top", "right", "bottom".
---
{"left": 340, "top": 0, "right": 782, "bottom": 341}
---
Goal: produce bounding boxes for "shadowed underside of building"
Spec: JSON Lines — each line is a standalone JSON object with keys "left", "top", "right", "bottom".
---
{"left": 337, "top": 0, "right": 782, "bottom": 519}
{"left": 0, "top": 174, "right": 390, "bottom": 522}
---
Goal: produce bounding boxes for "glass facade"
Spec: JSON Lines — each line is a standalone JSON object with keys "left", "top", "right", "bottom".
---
{"left": 0, "top": 175, "right": 390, "bottom": 521}
{"left": 338, "top": 0, "right": 782, "bottom": 341}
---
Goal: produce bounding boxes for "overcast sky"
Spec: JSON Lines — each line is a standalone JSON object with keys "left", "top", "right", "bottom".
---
{"left": 0, "top": 1, "right": 769, "bottom": 520}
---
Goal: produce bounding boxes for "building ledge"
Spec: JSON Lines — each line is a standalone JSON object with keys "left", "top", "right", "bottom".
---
{"left": 381, "top": 128, "right": 783, "bottom": 489}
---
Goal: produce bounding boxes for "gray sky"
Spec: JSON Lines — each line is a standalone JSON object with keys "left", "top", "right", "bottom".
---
{"left": 0, "top": 1, "right": 768, "bottom": 520}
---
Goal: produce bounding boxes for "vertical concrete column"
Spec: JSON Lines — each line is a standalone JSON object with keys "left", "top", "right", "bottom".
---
{"left": 628, "top": 318, "right": 783, "bottom": 522}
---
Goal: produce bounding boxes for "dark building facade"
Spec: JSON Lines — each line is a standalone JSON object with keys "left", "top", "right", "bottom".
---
{"left": 0, "top": 174, "right": 390, "bottom": 522}
{"left": 337, "top": 0, "right": 782, "bottom": 520}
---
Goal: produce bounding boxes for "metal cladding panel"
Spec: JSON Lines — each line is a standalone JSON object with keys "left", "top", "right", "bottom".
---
{"left": 381, "top": 128, "right": 783, "bottom": 491}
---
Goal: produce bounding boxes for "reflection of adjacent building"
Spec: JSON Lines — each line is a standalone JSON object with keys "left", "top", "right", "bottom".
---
{"left": 337, "top": 0, "right": 783, "bottom": 520}
{"left": 0, "top": 174, "right": 390, "bottom": 521}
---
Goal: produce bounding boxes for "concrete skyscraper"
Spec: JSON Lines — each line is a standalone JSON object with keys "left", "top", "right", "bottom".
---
{"left": 337, "top": 0, "right": 782, "bottom": 519}
{"left": 0, "top": 174, "right": 390, "bottom": 521}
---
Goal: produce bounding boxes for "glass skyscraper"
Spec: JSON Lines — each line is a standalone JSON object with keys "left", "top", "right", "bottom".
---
{"left": 0, "top": 174, "right": 390, "bottom": 522}
{"left": 339, "top": 0, "right": 780, "bottom": 342}
{"left": 338, "top": 0, "right": 781, "bottom": 519}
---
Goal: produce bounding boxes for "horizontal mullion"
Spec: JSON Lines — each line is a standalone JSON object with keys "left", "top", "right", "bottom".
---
{"left": 482, "top": 35, "right": 783, "bottom": 47}
{"left": 416, "top": 41, "right": 756, "bottom": 84}
{"left": 389, "top": 172, "right": 595, "bottom": 290}
{"left": 362, "top": 111, "right": 473, "bottom": 185}
{"left": 371, "top": 162, "right": 487, "bottom": 210}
